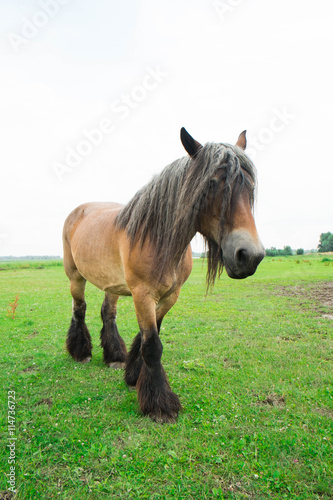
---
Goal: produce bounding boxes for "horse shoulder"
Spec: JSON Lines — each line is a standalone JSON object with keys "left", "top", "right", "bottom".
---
{"left": 121, "top": 241, "right": 193, "bottom": 300}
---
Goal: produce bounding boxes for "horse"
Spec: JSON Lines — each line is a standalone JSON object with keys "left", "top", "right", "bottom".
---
{"left": 62, "top": 127, "right": 265, "bottom": 423}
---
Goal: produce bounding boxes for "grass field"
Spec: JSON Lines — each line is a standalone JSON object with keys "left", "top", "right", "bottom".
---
{"left": 0, "top": 255, "right": 332, "bottom": 499}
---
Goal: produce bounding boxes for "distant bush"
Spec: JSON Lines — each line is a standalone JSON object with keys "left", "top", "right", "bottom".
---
{"left": 296, "top": 248, "right": 304, "bottom": 255}
{"left": 265, "top": 246, "right": 293, "bottom": 257}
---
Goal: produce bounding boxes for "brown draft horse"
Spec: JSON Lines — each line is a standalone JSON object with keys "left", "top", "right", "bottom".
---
{"left": 63, "top": 128, "right": 265, "bottom": 423}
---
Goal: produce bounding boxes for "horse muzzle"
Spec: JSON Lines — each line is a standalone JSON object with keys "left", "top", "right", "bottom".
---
{"left": 222, "top": 230, "right": 265, "bottom": 279}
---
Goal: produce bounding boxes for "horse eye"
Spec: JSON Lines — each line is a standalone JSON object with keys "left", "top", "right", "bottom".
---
{"left": 209, "top": 179, "right": 217, "bottom": 190}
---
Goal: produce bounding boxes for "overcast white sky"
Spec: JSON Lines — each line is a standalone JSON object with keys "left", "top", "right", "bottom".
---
{"left": 0, "top": 0, "right": 332, "bottom": 256}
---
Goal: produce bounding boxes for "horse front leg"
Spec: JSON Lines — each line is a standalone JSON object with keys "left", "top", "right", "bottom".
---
{"left": 137, "top": 327, "right": 181, "bottom": 423}
{"left": 131, "top": 291, "right": 181, "bottom": 423}
{"left": 125, "top": 331, "right": 143, "bottom": 386}
{"left": 125, "top": 318, "right": 162, "bottom": 387}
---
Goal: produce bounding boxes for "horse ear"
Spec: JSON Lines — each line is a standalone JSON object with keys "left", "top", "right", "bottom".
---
{"left": 180, "top": 127, "right": 203, "bottom": 158}
{"left": 236, "top": 130, "right": 247, "bottom": 150}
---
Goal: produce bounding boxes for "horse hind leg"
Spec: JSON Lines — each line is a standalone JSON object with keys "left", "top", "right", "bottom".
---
{"left": 100, "top": 292, "right": 127, "bottom": 369}
{"left": 66, "top": 272, "right": 92, "bottom": 363}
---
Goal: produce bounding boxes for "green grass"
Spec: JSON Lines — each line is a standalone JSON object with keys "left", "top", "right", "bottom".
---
{"left": 0, "top": 260, "right": 63, "bottom": 271}
{"left": 0, "top": 255, "right": 332, "bottom": 499}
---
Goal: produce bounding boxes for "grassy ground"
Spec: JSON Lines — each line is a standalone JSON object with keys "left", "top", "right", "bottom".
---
{"left": 0, "top": 255, "right": 332, "bottom": 499}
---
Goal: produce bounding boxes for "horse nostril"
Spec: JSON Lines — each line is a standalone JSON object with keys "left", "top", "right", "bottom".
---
{"left": 236, "top": 248, "right": 249, "bottom": 267}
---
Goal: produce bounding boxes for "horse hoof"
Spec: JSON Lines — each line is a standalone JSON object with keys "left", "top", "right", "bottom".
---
{"left": 108, "top": 361, "right": 125, "bottom": 369}
{"left": 80, "top": 357, "right": 91, "bottom": 364}
{"left": 149, "top": 411, "right": 178, "bottom": 424}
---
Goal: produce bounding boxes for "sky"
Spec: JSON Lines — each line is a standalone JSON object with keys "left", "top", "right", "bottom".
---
{"left": 0, "top": 0, "right": 332, "bottom": 257}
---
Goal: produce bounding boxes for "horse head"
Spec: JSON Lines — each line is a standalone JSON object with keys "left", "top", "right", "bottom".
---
{"left": 181, "top": 128, "right": 265, "bottom": 280}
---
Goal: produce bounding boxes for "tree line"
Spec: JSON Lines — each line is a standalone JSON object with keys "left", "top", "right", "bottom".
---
{"left": 265, "top": 232, "right": 333, "bottom": 257}
{"left": 265, "top": 246, "right": 301, "bottom": 257}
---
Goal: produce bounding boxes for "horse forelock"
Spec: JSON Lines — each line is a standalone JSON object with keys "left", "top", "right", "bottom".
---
{"left": 115, "top": 142, "right": 256, "bottom": 285}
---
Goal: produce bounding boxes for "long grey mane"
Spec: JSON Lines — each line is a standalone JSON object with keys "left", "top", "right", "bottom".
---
{"left": 115, "top": 142, "right": 256, "bottom": 287}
